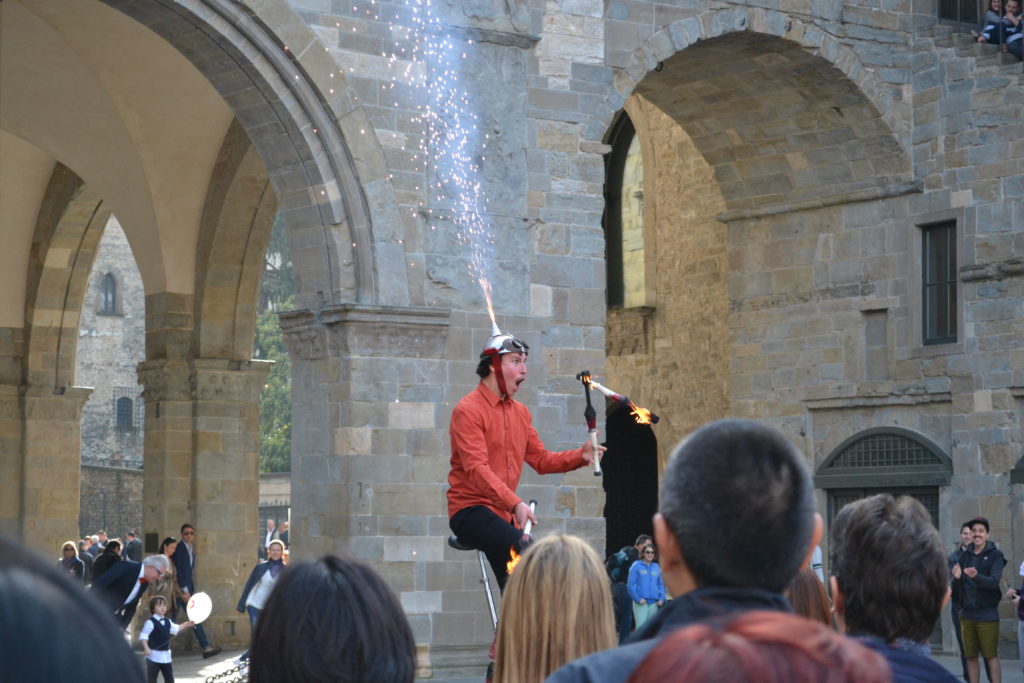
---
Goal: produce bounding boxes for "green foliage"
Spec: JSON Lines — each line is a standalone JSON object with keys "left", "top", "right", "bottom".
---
{"left": 256, "top": 215, "right": 293, "bottom": 473}
{"left": 259, "top": 215, "right": 294, "bottom": 313}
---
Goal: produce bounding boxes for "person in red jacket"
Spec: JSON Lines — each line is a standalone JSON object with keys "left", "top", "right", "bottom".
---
{"left": 447, "top": 327, "right": 603, "bottom": 590}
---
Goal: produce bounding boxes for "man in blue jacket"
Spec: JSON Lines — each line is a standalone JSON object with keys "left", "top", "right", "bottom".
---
{"left": 172, "top": 523, "right": 222, "bottom": 658}
{"left": 547, "top": 419, "right": 823, "bottom": 683}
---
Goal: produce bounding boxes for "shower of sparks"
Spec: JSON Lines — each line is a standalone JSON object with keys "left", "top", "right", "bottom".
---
{"left": 351, "top": 0, "right": 496, "bottom": 323}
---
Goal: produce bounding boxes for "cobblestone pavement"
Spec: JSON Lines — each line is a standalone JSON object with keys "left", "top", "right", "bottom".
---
{"left": 162, "top": 648, "right": 1024, "bottom": 682}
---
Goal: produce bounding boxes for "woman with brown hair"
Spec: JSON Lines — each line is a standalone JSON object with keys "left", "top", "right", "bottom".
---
{"left": 786, "top": 567, "right": 833, "bottom": 627}
{"left": 494, "top": 534, "right": 616, "bottom": 683}
{"left": 132, "top": 537, "right": 183, "bottom": 639}
{"left": 628, "top": 611, "right": 889, "bottom": 683}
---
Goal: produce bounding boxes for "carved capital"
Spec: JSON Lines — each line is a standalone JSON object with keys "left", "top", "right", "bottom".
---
{"left": 137, "top": 358, "right": 273, "bottom": 403}
{"left": 280, "top": 305, "right": 450, "bottom": 361}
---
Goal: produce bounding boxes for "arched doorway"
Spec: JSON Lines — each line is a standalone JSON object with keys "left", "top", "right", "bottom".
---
{"left": 815, "top": 427, "right": 953, "bottom": 646}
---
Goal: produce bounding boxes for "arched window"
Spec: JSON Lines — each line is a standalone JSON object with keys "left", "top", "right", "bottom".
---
{"left": 814, "top": 427, "right": 952, "bottom": 647}
{"left": 115, "top": 396, "right": 133, "bottom": 432}
{"left": 604, "top": 113, "right": 647, "bottom": 309}
{"left": 100, "top": 273, "right": 118, "bottom": 314}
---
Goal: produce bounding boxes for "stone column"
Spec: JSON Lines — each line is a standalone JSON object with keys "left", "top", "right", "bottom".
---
{"left": 281, "top": 304, "right": 450, "bottom": 556}
{"left": 0, "top": 383, "right": 22, "bottom": 539}
{"left": 281, "top": 304, "right": 449, "bottom": 663}
{"left": 138, "top": 357, "right": 270, "bottom": 648}
{"left": 20, "top": 386, "right": 92, "bottom": 555}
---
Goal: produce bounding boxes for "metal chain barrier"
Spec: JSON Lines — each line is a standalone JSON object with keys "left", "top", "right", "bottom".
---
{"left": 204, "top": 659, "right": 248, "bottom": 683}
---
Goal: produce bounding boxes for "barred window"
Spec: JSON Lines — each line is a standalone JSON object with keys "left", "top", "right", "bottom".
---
{"left": 922, "top": 221, "right": 957, "bottom": 346}
{"left": 115, "top": 397, "right": 133, "bottom": 432}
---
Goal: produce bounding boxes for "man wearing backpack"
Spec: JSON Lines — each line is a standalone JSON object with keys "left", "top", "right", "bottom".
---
{"left": 607, "top": 534, "right": 652, "bottom": 642}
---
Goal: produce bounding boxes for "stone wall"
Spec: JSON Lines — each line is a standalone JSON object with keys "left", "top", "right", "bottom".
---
{"left": 79, "top": 463, "right": 143, "bottom": 540}
{"left": 607, "top": 94, "right": 731, "bottom": 469}
{"left": 286, "top": 0, "right": 1022, "bottom": 665}
{"left": 77, "top": 216, "right": 146, "bottom": 465}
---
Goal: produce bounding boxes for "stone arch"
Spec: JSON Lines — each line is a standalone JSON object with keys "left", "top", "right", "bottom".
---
{"left": 595, "top": 9, "right": 908, "bottom": 146}
{"left": 599, "top": 8, "right": 921, "bottom": 461}
{"left": 17, "top": 163, "right": 112, "bottom": 546}
{"left": 103, "top": 0, "right": 408, "bottom": 308}
{"left": 194, "top": 121, "right": 278, "bottom": 360}
{"left": 24, "top": 163, "right": 112, "bottom": 391}
{"left": 589, "top": 9, "right": 915, "bottom": 219}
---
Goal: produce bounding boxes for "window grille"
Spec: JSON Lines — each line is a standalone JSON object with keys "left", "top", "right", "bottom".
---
{"left": 922, "top": 221, "right": 957, "bottom": 345}
{"left": 113, "top": 387, "right": 141, "bottom": 433}
{"left": 830, "top": 432, "right": 945, "bottom": 469}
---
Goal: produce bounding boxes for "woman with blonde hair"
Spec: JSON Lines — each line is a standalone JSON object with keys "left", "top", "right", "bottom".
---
{"left": 494, "top": 534, "right": 616, "bottom": 683}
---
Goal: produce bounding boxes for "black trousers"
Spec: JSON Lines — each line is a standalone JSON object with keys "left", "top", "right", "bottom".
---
{"left": 611, "top": 582, "right": 634, "bottom": 643}
{"left": 146, "top": 660, "right": 174, "bottom": 683}
{"left": 450, "top": 505, "right": 528, "bottom": 591}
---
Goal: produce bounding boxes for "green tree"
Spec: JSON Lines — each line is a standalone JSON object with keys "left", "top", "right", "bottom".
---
{"left": 256, "top": 215, "right": 293, "bottom": 473}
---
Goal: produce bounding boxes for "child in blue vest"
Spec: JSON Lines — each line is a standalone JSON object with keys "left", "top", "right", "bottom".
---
{"left": 140, "top": 595, "right": 195, "bottom": 683}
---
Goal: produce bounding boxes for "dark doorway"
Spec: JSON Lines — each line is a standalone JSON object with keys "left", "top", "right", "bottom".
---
{"left": 602, "top": 403, "right": 658, "bottom": 557}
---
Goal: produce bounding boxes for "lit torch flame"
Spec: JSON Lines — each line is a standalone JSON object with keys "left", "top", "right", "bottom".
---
{"left": 584, "top": 376, "right": 660, "bottom": 426}
{"left": 629, "top": 401, "right": 653, "bottom": 425}
{"left": 506, "top": 548, "right": 521, "bottom": 574}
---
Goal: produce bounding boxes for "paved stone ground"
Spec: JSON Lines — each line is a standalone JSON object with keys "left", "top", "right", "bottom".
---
{"left": 162, "top": 648, "right": 1024, "bottom": 682}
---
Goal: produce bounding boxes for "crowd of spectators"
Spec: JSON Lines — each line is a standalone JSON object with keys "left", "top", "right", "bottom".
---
{"left": 8, "top": 417, "right": 1024, "bottom": 681}
{"left": 973, "top": 0, "right": 1023, "bottom": 60}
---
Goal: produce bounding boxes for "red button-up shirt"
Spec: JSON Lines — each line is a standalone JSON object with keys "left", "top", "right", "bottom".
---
{"left": 447, "top": 383, "right": 585, "bottom": 521}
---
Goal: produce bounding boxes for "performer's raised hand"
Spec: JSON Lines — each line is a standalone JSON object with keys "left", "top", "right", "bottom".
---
{"left": 514, "top": 500, "right": 538, "bottom": 529}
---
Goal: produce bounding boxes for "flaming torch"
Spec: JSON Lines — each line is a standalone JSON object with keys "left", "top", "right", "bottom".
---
{"left": 575, "top": 371, "right": 602, "bottom": 476}
{"left": 581, "top": 374, "right": 660, "bottom": 426}
{"left": 506, "top": 499, "right": 536, "bottom": 574}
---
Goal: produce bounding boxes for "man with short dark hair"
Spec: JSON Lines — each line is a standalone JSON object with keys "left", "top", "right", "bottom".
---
{"left": 951, "top": 521, "right": 985, "bottom": 681}
{"left": 261, "top": 519, "right": 277, "bottom": 560}
{"left": 953, "top": 516, "right": 1005, "bottom": 683}
{"left": 830, "top": 494, "right": 957, "bottom": 682}
{"left": 172, "top": 523, "right": 222, "bottom": 658}
{"left": 123, "top": 529, "right": 142, "bottom": 562}
{"left": 548, "top": 418, "right": 822, "bottom": 683}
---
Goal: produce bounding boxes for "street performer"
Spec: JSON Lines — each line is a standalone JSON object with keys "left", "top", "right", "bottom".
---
{"left": 448, "top": 325, "right": 605, "bottom": 591}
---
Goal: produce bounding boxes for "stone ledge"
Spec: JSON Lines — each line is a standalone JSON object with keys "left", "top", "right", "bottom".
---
{"left": 804, "top": 389, "right": 952, "bottom": 410}
{"left": 717, "top": 179, "right": 923, "bottom": 223}
{"left": 444, "top": 24, "right": 540, "bottom": 49}
{"left": 961, "top": 258, "right": 1024, "bottom": 282}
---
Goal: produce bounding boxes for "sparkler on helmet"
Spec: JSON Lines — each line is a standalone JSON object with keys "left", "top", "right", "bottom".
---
{"left": 575, "top": 371, "right": 602, "bottom": 476}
